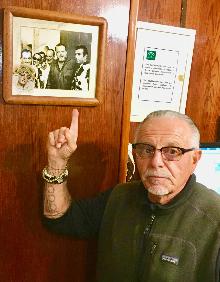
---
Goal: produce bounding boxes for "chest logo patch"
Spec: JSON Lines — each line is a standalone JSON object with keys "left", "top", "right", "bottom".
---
{"left": 161, "top": 254, "right": 179, "bottom": 265}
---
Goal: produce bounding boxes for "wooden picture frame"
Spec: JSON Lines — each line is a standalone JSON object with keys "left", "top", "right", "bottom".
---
{"left": 3, "top": 6, "right": 107, "bottom": 106}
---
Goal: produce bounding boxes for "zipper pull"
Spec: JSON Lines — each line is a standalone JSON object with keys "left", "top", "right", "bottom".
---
{"left": 150, "top": 214, "right": 156, "bottom": 222}
{"left": 143, "top": 214, "right": 156, "bottom": 235}
{"left": 150, "top": 242, "right": 157, "bottom": 255}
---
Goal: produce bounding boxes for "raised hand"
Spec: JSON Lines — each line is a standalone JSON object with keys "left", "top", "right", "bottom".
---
{"left": 47, "top": 109, "right": 79, "bottom": 168}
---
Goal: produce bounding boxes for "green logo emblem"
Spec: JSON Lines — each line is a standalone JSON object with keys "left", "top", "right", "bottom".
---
{"left": 146, "top": 50, "right": 156, "bottom": 60}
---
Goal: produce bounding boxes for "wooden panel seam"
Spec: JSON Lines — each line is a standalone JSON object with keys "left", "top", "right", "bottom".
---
{"left": 180, "top": 0, "right": 187, "bottom": 27}
{"left": 119, "top": 0, "right": 139, "bottom": 183}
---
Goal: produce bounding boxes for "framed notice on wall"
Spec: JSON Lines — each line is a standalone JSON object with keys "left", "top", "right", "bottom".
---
{"left": 131, "top": 21, "right": 196, "bottom": 122}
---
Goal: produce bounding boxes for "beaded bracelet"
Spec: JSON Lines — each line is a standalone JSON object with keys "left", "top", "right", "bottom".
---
{"left": 42, "top": 166, "right": 68, "bottom": 184}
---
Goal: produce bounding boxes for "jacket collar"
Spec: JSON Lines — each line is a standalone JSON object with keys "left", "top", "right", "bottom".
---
{"left": 140, "top": 174, "right": 196, "bottom": 214}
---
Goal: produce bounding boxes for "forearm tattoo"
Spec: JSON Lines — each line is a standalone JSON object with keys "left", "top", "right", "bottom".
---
{"left": 44, "top": 182, "right": 72, "bottom": 218}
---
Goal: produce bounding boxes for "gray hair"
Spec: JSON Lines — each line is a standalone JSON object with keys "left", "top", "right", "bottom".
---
{"left": 134, "top": 110, "right": 200, "bottom": 147}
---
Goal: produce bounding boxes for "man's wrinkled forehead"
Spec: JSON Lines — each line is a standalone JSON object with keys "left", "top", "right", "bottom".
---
{"left": 136, "top": 117, "right": 192, "bottom": 144}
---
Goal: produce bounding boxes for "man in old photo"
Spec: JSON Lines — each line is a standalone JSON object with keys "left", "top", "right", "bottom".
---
{"left": 71, "top": 45, "right": 90, "bottom": 91}
{"left": 46, "top": 43, "right": 75, "bottom": 90}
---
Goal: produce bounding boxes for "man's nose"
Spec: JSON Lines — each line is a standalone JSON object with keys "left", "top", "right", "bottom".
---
{"left": 149, "top": 149, "right": 164, "bottom": 167}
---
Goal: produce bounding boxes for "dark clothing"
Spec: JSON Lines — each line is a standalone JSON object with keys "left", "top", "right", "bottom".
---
{"left": 46, "top": 58, "right": 75, "bottom": 89}
{"left": 44, "top": 188, "right": 112, "bottom": 238}
{"left": 71, "top": 63, "right": 90, "bottom": 91}
{"left": 44, "top": 175, "right": 220, "bottom": 281}
{"left": 97, "top": 177, "right": 220, "bottom": 282}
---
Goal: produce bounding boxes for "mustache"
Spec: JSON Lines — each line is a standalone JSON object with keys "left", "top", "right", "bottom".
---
{"left": 143, "top": 169, "right": 171, "bottom": 178}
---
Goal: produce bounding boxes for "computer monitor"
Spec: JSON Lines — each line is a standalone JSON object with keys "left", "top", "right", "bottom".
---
{"left": 194, "top": 142, "right": 220, "bottom": 194}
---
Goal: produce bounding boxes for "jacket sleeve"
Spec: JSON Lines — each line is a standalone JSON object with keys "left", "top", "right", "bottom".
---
{"left": 42, "top": 188, "right": 112, "bottom": 239}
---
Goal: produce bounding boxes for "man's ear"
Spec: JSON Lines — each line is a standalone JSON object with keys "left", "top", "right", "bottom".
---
{"left": 190, "top": 150, "right": 202, "bottom": 174}
{"left": 193, "top": 149, "right": 202, "bottom": 164}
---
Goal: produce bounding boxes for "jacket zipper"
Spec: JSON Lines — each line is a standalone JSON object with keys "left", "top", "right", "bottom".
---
{"left": 143, "top": 214, "right": 158, "bottom": 255}
{"left": 137, "top": 214, "right": 156, "bottom": 281}
{"left": 144, "top": 214, "right": 156, "bottom": 237}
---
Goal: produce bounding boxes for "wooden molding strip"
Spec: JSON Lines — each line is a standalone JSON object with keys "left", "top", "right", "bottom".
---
{"left": 119, "top": 0, "right": 139, "bottom": 183}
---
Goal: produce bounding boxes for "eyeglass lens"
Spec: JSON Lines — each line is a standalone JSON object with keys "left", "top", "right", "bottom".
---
{"left": 134, "top": 144, "right": 182, "bottom": 161}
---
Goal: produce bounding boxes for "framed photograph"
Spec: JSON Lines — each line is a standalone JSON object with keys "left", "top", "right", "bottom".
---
{"left": 3, "top": 6, "right": 107, "bottom": 106}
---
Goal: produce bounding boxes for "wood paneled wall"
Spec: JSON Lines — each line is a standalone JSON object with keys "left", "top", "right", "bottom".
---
{"left": 0, "top": 0, "right": 130, "bottom": 281}
{"left": 185, "top": 0, "right": 220, "bottom": 141}
{"left": 0, "top": 0, "right": 220, "bottom": 281}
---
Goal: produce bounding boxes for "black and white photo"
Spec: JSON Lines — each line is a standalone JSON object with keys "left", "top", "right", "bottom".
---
{"left": 3, "top": 7, "right": 107, "bottom": 106}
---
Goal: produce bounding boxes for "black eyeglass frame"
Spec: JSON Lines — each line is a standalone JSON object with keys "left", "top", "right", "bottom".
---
{"left": 132, "top": 143, "right": 196, "bottom": 161}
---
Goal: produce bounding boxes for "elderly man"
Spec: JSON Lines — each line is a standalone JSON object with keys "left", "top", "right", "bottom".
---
{"left": 43, "top": 109, "right": 220, "bottom": 282}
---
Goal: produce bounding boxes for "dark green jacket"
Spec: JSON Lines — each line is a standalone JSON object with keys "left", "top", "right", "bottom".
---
{"left": 97, "top": 177, "right": 220, "bottom": 282}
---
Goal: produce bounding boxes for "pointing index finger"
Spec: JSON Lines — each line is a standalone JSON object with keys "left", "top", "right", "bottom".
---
{"left": 69, "top": 109, "right": 79, "bottom": 141}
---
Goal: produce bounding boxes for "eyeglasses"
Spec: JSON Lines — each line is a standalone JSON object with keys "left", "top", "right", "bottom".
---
{"left": 132, "top": 143, "right": 196, "bottom": 161}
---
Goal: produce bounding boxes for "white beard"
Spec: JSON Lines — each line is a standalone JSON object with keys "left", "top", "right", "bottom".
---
{"left": 141, "top": 169, "right": 172, "bottom": 196}
{"left": 147, "top": 186, "right": 170, "bottom": 196}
